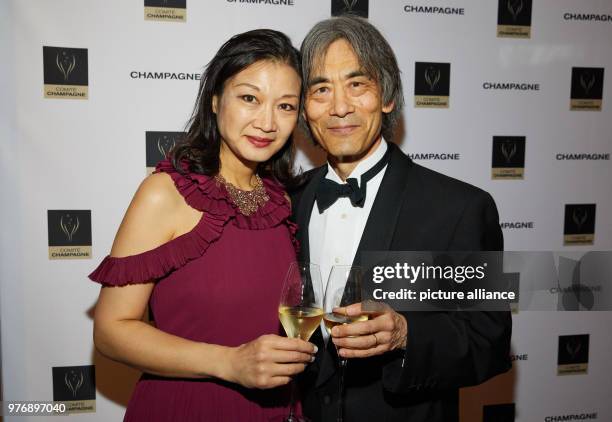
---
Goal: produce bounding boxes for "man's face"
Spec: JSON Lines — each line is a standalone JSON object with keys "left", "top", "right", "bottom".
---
{"left": 304, "top": 39, "right": 394, "bottom": 162}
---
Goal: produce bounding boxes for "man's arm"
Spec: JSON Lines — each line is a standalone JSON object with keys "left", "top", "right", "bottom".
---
{"left": 381, "top": 190, "right": 512, "bottom": 393}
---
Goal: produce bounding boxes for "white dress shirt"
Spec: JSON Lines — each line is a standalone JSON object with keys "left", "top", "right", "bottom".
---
{"left": 309, "top": 139, "right": 389, "bottom": 341}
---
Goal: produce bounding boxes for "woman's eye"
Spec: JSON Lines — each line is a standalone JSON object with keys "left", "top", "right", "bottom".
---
{"left": 241, "top": 95, "right": 257, "bottom": 103}
{"left": 313, "top": 86, "right": 328, "bottom": 95}
{"left": 279, "top": 103, "right": 296, "bottom": 111}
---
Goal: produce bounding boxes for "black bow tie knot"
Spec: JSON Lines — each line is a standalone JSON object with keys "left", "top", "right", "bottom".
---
{"left": 316, "top": 177, "right": 366, "bottom": 213}
{"left": 315, "top": 145, "right": 392, "bottom": 214}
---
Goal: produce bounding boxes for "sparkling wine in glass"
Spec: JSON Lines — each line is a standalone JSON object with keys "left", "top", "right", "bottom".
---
{"left": 278, "top": 262, "right": 324, "bottom": 422}
{"left": 324, "top": 265, "right": 367, "bottom": 422}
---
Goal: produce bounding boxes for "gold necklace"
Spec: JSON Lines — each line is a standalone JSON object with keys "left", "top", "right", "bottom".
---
{"left": 214, "top": 174, "right": 270, "bottom": 216}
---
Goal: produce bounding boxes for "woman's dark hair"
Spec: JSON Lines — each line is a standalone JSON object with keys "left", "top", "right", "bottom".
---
{"left": 172, "top": 29, "right": 301, "bottom": 187}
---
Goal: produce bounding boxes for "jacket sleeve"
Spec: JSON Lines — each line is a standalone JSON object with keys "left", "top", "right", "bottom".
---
{"left": 382, "top": 191, "right": 512, "bottom": 393}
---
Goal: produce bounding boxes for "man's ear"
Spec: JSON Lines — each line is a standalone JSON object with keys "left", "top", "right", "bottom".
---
{"left": 382, "top": 101, "right": 395, "bottom": 114}
{"left": 212, "top": 95, "right": 218, "bottom": 114}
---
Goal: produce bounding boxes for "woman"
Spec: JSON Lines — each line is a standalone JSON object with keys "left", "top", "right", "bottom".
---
{"left": 89, "top": 29, "right": 315, "bottom": 421}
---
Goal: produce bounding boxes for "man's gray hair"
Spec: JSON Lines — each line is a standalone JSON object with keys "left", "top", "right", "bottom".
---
{"left": 300, "top": 15, "right": 404, "bottom": 141}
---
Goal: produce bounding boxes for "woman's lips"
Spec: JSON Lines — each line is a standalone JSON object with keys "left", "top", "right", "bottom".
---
{"left": 328, "top": 125, "right": 359, "bottom": 135}
{"left": 246, "top": 136, "right": 274, "bottom": 148}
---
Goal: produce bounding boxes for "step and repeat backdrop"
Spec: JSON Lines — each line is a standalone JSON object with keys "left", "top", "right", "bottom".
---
{"left": 1, "top": 0, "right": 611, "bottom": 421}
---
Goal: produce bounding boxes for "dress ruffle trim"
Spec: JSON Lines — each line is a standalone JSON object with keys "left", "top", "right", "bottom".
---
{"left": 155, "top": 160, "right": 291, "bottom": 230}
{"left": 88, "top": 159, "right": 298, "bottom": 286}
{"left": 88, "top": 212, "right": 226, "bottom": 286}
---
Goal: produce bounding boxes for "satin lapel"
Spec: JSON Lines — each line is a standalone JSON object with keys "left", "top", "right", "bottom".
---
{"left": 315, "top": 143, "right": 414, "bottom": 388}
{"left": 294, "top": 166, "right": 326, "bottom": 263}
{"left": 293, "top": 166, "right": 328, "bottom": 374}
{"left": 351, "top": 143, "right": 413, "bottom": 267}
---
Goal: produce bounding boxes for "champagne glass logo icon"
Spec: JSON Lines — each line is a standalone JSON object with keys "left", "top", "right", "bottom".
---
{"left": 580, "top": 71, "right": 596, "bottom": 95}
{"left": 60, "top": 214, "right": 80, "bottom": 242}
{"left": 507, "top": 0, "right": 524, "bottom": 22}
{"left": 565, "top": 338, "right": 582, "bottom": 359}
{"left": 501, "top": 141, "right": 517, "bottom": 164}
{"left": 55, "top": 51, "right": 76, "bottom": 81}
{"left": 64, "top": 370, "right": 84, "bottom": 398}
{"left": 424, "top": 66, "right": 441, "bottom": 92}
{"left": 572, "top": 208, "right": 588, "bottom": 231}
{"left": 157, "top": 135, "right": 177, "bottom": 158}
{"left": 342, "top": 0, "right": 358, "bottom": 12}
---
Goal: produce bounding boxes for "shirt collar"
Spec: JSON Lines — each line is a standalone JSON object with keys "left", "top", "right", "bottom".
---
{"left": 326, "top": 137, "right": 388, "bottom": 185}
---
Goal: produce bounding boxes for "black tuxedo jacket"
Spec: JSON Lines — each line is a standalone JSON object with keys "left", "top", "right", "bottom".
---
{"left": 290, "top": 142, "right": 512, "bottom": 422}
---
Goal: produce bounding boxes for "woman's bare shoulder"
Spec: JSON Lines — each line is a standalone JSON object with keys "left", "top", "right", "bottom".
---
{"left": 110, "top": 172, "right": 185, "bottom": 257}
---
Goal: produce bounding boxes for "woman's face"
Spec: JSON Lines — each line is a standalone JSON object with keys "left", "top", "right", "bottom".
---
{"left": 213, "top": 60, "right": 301, "bottom": 166}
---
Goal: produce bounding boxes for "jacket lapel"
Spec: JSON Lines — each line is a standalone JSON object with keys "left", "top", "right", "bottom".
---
{"left": 351, "top": 142, "right": 414, "bottom": 266}
{"left": 294, "top": 166, "right": 327, "bottom": 264}
{"left": 292, "top": 166, "right": 329, "bottom": 379}
{"left": 315, "top": 143, "right": 415, "bottom": 388}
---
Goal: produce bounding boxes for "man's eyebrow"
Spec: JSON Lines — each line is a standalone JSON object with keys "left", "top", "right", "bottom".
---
{"left": 346, "top": 70, "right": 369, "bottom": 79}
{"left": 308, "top": 70, "right": 370, "bottom": 87}
{"left": 233, "top": 82, "right": 260, "bottom": 91}
{"left": 307, "top": 76, "right": 329, "bottom": 87}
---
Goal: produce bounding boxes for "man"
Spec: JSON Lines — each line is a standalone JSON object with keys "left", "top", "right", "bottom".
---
{"left": 292, "top": 16, "right": 512, "bottom": 422}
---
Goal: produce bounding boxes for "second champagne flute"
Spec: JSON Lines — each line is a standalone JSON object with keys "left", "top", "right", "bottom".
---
{"left": 278, "top": 262, "right": 324, "bottom": 422}
{"left": 323, "top": 265, "right": 367, "bottom": 422}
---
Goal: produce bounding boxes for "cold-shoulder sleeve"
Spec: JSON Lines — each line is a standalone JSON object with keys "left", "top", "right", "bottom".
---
{"left": 88, "top": 212, "right": 225, "bottom": 287}
{"left": 88, "top": 160, "right": 298, "bottom": 286}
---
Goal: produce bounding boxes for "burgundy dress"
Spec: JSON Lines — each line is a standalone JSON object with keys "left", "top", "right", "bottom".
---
{"left": 89, "top": 160, "right": 300, "bottom": 421}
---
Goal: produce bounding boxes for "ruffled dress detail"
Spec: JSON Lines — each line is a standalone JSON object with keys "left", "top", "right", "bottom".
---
{"left": 89, "top": 159, "right": 298, "bottom": 286}
{"left": 88, "top": 159, "right": 300, "bottom": 422}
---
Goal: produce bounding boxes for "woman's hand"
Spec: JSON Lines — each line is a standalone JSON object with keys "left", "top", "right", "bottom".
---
{"left": 224, "top": 334, "right": 317, "bottom": 389}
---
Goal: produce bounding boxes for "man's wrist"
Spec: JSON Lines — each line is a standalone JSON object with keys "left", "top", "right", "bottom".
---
{"left": 395, "top": 313, "right": 408, "bottom": 350}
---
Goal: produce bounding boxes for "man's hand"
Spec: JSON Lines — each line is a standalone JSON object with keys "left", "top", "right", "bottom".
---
{"left": 331, "top": 302, "right": 408, "bottom": 358}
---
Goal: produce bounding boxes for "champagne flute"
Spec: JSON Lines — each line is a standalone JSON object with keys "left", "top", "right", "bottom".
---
{"left": 278, "top": 262, "right": 324, "bottom": 422}
{"left": 323, "top": 265, "right": 367, "bottom": 422}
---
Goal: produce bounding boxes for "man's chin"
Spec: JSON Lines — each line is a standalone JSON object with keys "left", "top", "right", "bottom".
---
{"left": 326, "top": 143, "right": 377, "bottom": 163}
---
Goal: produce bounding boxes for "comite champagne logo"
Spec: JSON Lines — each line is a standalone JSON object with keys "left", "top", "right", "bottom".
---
{"left": 144, "top": 0, "right": 186, "bottom": 22}
{"left": 492, "top": 136, "right": 525, "bottom": 179}
{"left": 558, "top": 334, "right": 589, "bottom": 375}
{"left": 146, "top": 131, "right": 184, "bottom": 174}
{"left": 570, "top": 67, "right": 604, "bottom": 111}
{"left": 483, "top": 403, "right": 515, "bottom": 422}
{"left": 43, "top": 47, "right": 88, "bottom": 99}
{"left": 331, "top": 0, "right": 368, "bottom": 18}
{"left": 563, "top": 204, "right": 596, "bottom": 246}
{"left": 47, "top": 210, "right": 92, "bottom": 259}
{"left": 497, "top": 0, "right": 532, "bottom": 38}
{"left": 52, "top": 365, "right": 96, "bottom": 414}
{"left": 414, "top": 62, "right": 450, "bottom": 108}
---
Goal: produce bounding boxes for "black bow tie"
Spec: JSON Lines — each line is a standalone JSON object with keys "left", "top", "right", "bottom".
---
{"left": 315, "top": 145, "right": 391, "bottom": 214}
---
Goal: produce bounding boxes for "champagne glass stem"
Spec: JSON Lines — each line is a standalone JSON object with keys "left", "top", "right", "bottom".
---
{"left": 336, "top": 357, "right": 348, "bottom": 422}
{"left": 286, "top": 378, "right": 297, "bottom": 422}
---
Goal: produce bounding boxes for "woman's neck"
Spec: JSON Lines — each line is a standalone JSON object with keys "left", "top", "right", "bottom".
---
{"left": 218, "top": 143, "right": 258, "bottom": 190}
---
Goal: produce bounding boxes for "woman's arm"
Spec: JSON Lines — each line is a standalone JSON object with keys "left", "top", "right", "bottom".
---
{"left": 93, "top": 173, "right": 316, "bottom": 387}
